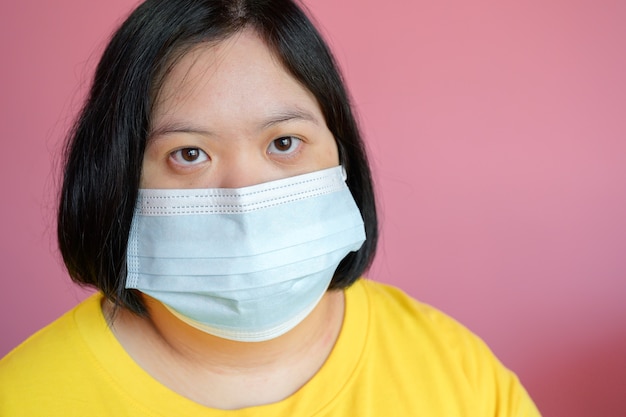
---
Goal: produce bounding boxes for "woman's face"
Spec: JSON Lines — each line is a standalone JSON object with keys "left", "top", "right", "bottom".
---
{"left": 141, "top": 29, "right": 339, "bottom": 189}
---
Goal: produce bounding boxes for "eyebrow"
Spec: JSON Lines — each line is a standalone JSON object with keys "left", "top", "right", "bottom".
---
{"left": 148, "top": 123, "right": 212, "bottom": 141}
{"left": 149, "top": 107, "right": 321, "bottom": 140}
{"left": 260, "top": 108, "right": 321, "bottom": 129}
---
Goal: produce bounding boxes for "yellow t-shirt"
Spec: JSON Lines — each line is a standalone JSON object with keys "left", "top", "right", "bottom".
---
{"left": 0, "top": 279, "right": 540, "bottom": 416}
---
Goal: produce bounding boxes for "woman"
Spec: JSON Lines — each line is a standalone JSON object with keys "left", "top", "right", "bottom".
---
{"left": 0, "top": 0, "right": 540, "bottom": 415}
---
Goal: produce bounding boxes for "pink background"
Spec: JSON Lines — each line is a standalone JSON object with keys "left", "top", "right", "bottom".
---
{"left": 1, "top": 1, "right": 625, "bottom": 415}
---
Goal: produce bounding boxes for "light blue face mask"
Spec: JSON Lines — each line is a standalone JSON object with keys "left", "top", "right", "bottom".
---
{"left": 125, "top": 166, "right": 366, "bottom": 342}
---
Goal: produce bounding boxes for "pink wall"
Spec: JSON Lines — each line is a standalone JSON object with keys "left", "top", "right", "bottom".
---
{"left": 1, "top": 1, "right": 625, "bottom": 415}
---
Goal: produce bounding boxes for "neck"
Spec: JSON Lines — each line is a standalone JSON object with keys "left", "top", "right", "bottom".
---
{"left": 105, "top": 290, "right": 345, "bottom": 408}
{"left": 147, "top": 291, "right": 342, "bottom": 369}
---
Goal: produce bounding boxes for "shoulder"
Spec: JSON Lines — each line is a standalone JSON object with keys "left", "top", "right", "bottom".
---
{"left": 355, "top": 278, "right": 476, "bottom": 340}
{"left": 356, "top": 279, "right": 506, "bottom": 370}
{"left": 1, "top": 295, "right": 98, "bottom": 366}
{"left": 348, "top": 279, "right": 497, "bottom": 366}
{"left": 0, "top": 294, "right": 107, "bottom": 412}
{"left": 348, "top": 279, "right": 541, "bottom": 416}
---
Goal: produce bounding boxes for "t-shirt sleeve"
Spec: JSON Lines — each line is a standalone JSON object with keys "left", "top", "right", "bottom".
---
{"left": 430, "top": 305, "right": 542, "bottom": 417}
{"left": 363, "top": 280, "right": 542, "bottom": 416}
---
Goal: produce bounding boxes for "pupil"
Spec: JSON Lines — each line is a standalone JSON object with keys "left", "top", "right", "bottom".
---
{"left": 275, "top": 137, "right": 291, "bottom": 151}
{"left": 182, "top": 148, "right": 199, "bottom": 161}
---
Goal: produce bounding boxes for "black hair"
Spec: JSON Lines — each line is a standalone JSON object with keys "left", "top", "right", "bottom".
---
{"left": 58, "top": 0, "right": 378, "bottom": 314}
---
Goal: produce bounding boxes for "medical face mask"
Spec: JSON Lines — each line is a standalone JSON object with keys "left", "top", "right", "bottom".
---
{"left": 125, "top": 166, "right": 366, "bottom": 342}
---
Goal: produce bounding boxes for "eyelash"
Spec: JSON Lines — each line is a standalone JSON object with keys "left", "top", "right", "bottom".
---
{"left": 169, "top": 147, "right": 209, "bottom": 166}
{"left": 167, "top": 136, "right": 303, "bottom": 169}
{"left": 267, "top": 136, "right": 302, "bottom": 156}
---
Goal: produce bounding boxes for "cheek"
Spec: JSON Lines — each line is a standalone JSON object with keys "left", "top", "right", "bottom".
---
{"left": 323, "top": 135, "right": 340, "bottom": 166}
{"left": 327, "top": 147, "right": 339, "bottom": 165}
{"left": 139, "top": 144, "right": 158, "bottom": 188}
{"left": 139, "top": 161, "right": 151, "bottom": 188}
{"left": 139, "top": 153, "right": 163, "bottom": 189}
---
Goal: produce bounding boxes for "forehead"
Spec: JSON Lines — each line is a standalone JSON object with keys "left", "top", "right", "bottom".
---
{"left": 151, "top": 29, "right": 322, "bottom": 129}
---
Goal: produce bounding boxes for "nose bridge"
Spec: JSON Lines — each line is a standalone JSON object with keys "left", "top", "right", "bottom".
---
{"left": 216, "top": 150, "right": 266, "bottom": 189}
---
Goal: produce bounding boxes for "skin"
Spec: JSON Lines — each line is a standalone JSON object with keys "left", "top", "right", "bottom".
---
{"left": 105, "top": 29, "right": 345, "bottom": 409}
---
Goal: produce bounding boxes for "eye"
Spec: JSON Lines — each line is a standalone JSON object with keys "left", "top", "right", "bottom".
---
{"left": 170, "top": 147, "right": 209, "bottom": 165}
{"left": 267, "top": 136, "right": 302, "bottom": 155}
